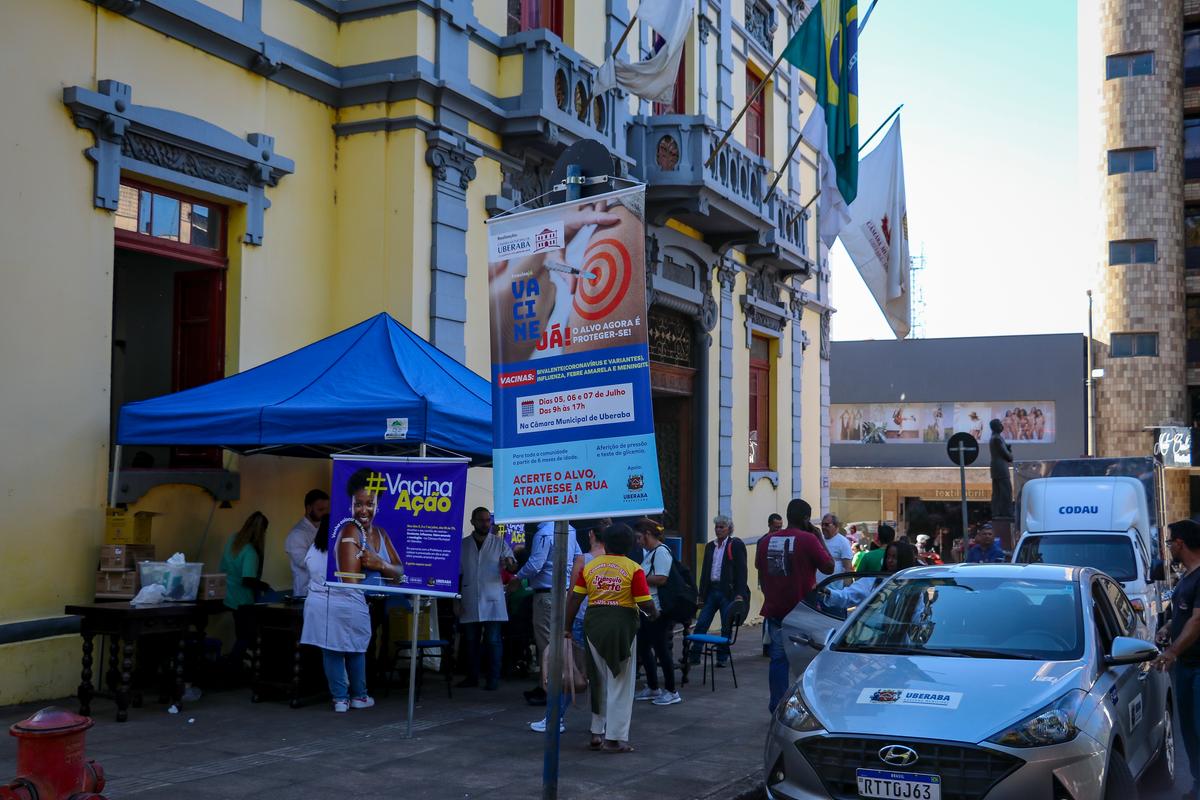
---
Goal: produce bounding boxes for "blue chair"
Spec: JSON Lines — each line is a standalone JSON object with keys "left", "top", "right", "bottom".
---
{"left": 390, "top": 596, "right": 453, "bottom": 699}
{"left": 684, "top": 598, "right": 746, "bottom": 692}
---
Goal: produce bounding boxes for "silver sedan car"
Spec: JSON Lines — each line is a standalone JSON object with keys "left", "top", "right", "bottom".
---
{"left": 765, "top": 564, "right": 1173, "bottom": 800}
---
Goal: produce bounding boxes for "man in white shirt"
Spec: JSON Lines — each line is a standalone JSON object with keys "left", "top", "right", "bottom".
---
{"left": 458, "top": 506, "right": 516, "bottom": 690}
{"left": 283, "top": 489, "right": 330, "bottom": 597}
{"left": 818, "top": 513, "right": 854, "bottom": 576}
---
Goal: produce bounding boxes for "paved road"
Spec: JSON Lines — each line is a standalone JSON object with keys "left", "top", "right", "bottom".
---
{"left": 0, "top": 631, "right": 771, "bottom": 800}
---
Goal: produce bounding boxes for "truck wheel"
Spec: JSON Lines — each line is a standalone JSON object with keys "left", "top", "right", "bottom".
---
{"left": 1143, "top": 703, "right": 1176, "bottom": 791}
{"left": 1105, "top": 751, "right": 1137, "bottom": 800}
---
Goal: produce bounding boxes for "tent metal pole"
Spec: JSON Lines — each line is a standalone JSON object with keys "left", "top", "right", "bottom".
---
{"left": 109, "top": 445, "right": 122, "bottom": 507}
{"left": 405, "top": 594, "right": 421, "bottom": 738}
{"left": 405, "top": 441, "right": 429, "bottom": 739}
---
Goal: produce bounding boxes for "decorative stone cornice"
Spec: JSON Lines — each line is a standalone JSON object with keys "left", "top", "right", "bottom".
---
{"left": 716, "top": 260, "right": 738, "bottom": 293}
{"left": 63, "top": 79, "right": 294, "bottom": 245}
{"left": 425, "top": 128, "right": 481, "bottom": 190}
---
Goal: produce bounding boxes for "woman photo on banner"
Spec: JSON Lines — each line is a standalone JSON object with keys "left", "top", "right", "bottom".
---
{"left": 334, "top": 467, "right": 404, "bottom": 586}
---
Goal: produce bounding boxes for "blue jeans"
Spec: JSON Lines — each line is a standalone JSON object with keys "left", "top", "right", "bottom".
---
{"left": 1176, "top": 662, "right": 1200, "bottom": 788}
{"left": 765, "top": 618, "right": 789, "bottom": 714}
{"left": 690, "top": 587, "right": 734, "bottom": 664}
{"left": 462, "top": 621, "right": 503, "bottom": 686}
{"left": 322, "top": 649, "right": 367, "bottom": 702}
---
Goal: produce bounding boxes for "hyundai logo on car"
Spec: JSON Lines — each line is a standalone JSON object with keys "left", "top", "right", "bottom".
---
{"left": 878, "top": 745, "right": 919, "bottom": 767}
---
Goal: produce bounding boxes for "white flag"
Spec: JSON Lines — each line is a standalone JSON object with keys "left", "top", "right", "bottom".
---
{"left": 837, "top": 118, "right": 911, "bottom": 339}
{"left": 595, "top": 0, "right": 695, "bottom": 104}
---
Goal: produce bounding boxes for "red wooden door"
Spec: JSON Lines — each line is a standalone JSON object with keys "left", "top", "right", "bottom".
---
{"left": 171, "top": 269, "right": 225, "bottom": 467}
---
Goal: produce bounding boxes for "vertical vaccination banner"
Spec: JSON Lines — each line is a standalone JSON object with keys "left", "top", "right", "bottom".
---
{"left": 326, "top": 456, "right": 468, "bottom": 597}
{"left": 486, "top": 186, "right": 664, "bottom": 523}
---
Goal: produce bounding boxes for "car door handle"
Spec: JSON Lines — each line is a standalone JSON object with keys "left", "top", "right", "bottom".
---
{"left": 789, "top": 634, "right": 811, "bottom": 646}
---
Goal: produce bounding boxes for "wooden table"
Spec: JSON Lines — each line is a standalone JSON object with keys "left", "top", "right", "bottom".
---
{"left": 246, "top": 602, "right": 313, "bottom": 707}
{"left": 64, "top": 601, "right": 221, "bottom": 722}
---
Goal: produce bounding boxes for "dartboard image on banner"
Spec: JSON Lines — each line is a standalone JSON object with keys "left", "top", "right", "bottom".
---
{"left": 573, "top": 237, "right": 633, "bottom": 320}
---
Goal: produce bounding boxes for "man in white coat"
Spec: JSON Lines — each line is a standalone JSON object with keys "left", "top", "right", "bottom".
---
{"left": 458, "top": 507, "right": 516, "bottom": 690}
{"left": 284, "top": 489, "right": 330, "bottom": 597}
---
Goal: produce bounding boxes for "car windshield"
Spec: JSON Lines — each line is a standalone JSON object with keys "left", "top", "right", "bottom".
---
{"left": 836, "top": 576, "right": 1084, "bottom": 661}
{"left": 1014, "top": 535, "right": 1137, "bottom": 582}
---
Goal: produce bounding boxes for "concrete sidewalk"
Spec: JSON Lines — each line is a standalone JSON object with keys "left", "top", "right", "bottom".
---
{"left": 0, "top": 630, "right": 770, "bottom": 800}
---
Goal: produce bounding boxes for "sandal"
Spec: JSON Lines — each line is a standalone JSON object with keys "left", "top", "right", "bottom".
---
{"left": 589, "top": 735, "right": 604, "bottom": 750}
{"left": 601, "top": 740, "right": 635, "bottom": 754}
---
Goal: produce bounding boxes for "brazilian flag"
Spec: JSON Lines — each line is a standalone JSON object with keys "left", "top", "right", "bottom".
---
{"left": 784, "top": 0, "right": 858, "bottom": 244}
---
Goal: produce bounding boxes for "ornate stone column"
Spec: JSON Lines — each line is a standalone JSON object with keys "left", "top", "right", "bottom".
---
{"left": 425, "top": 128, "right": 481, "bottom": 364}
{"left": 716, "top": 258, "right": 737, "bottom": 517}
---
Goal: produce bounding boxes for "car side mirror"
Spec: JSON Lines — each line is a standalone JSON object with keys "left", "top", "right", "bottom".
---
{"left": 1105, "top": 636, "right": 1158, "bottom": 667}
{"left": 1150, "top": 558, "right": 1166, "bottom": 582}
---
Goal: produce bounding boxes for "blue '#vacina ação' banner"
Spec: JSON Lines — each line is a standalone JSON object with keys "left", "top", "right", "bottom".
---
{"left": 486, "top": 186, "right": 663, "bottom": 523}
{"left": 326, "top": 456, "right": 468, "bottom": 597}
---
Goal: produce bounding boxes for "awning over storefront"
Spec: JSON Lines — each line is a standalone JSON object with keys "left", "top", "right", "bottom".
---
{"left": 117, "top": 313, "right": 492, "bottom": 463}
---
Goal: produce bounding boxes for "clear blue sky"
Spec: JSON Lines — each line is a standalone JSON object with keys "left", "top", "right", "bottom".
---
{"left": 830, "top": 0, "right": 1084, "bottom": 341}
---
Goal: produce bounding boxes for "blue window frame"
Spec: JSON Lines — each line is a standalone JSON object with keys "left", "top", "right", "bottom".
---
{"left": 1108, "top": 148, "right": 1155, "bottom": 174}
{"left": 1106, "top": 52, "right": 1154, "bottom": 79}
{"left": 1109, "top": 240, "right": 1156, "bottom": 265}
{"left": 1110, "top": 333, "right": 1158, "bottom": 358}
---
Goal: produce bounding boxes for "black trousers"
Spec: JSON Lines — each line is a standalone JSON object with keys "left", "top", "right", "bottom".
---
{"left": 637, "top": 614, "right": 676, "bottom": 693}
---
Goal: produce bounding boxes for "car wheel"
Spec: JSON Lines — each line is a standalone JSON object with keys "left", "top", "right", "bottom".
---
{"left": 1143, "top": 703, "right": 1176, "bottom": 790}
{"left": 1104, "top": 751, "right": 1137, "bottom": 800}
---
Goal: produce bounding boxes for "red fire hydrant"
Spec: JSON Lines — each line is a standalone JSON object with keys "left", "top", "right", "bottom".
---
{"left": 2, "top": 708, "right": 106, "bottom": 800}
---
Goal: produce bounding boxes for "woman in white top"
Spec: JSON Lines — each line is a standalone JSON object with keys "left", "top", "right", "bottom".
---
{"left": 634, "top": 522, "right": 680, "bottom": 706}
{"left": 300, "top": 516, "right": 373, "bottom": 713}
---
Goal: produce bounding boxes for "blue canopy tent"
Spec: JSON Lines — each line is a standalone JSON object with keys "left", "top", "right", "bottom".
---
{"left": 116, "top": 313, "right": 493, "bottom": 464}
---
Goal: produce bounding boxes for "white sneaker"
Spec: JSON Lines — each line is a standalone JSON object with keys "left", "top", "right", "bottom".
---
{"left": 529, "top": 717, "right": 566, "bottom": 733}
{"left": 652, "top": 691, "right": 682, "bottom": 706}
{"left": 350, "top": 696, "right": 375, "bottom": 709}
{"left": 634, "top": 687, "right": 664, "bottom": 702}
{"left": 333, "top": 700, "right": 349, "bottom": 713}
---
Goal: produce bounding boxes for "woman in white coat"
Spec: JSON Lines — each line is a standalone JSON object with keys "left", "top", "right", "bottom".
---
{"left": 301, "top": 515, "right": 374, "bottom": 712}
{"left": 457, "top": 507, "right": 516, "bottom": 690}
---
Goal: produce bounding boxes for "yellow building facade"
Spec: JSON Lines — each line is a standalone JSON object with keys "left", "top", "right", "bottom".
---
{"left": 0, "top": 0, "right": 827, "bottom": 704}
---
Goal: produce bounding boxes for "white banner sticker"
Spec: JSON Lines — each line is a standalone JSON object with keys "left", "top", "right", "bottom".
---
{"left": 488, "top": 221, "right": 564, "bottom": 261}
{"left": 857, "top": 688, "right": 963, "bottom": 709}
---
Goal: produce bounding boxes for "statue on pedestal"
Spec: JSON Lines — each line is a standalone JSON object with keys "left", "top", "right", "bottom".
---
{"left": 989, "top": 418, "right": 1014, "bottom": 519}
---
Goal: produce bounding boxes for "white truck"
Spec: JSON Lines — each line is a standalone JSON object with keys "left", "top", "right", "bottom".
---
{"left": 1011, "top": 457, "right": 1171, "bottom": 633}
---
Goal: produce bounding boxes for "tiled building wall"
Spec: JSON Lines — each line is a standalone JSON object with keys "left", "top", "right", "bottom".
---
{"left": 1096, "top": 0, "right": 1187, "bottom": 456}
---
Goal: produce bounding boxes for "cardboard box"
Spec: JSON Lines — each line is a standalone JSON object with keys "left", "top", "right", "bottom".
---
{"left": 95, "top": 570, "right": 139, "bottom": 598}
{"left": 199, "top": 573, "right": 226, "bottom": 600}
{"left": 104, "top": 508, "right": 159, "bottom": 545}
{"left": 99, "top": 544, "right": 156, "bottom": 571}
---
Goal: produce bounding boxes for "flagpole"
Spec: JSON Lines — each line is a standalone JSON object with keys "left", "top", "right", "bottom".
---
{"left": 705, "top": 47, "right": 790, "bottom": 168}
{"left": 857, "top": 103, "right": 903, "bottom": 153}
{"left": 762, "top": 132, "right": 805, "bottom": 203}
{"left": 787, "top": 103, "right": 903, "bottom": 225}
{"left": 858, "top": 0, "right": 882, "bottom": 35}
{"left": 610, "top": 14, "right": 637, "bottom": 58}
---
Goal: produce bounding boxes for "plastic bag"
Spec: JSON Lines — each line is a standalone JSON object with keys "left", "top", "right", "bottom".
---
{"left": 541, "top": 640, "right": 589, "bottom": 698}
{"left": 166, "top": 552, "right": 186, "bottom": 565}
{"left": 130, "top": 584, "right": 167, "bottom": 606}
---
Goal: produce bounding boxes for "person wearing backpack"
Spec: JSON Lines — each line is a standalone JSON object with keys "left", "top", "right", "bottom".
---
{"left": 690, "top": 515, "right": 749, "bottom": 668}
{"left": 633, "top": 521, "right": 682, "bottom": 706}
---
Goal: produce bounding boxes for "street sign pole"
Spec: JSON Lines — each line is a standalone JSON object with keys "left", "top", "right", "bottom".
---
{"left": 541, "top": 519, "right": 568, "bottom": 800}
{"left": 946, "top": 433, "right": 980, "bottom": 554}
{"left": 957, "top": 452, "right": 969, "bottom": 554}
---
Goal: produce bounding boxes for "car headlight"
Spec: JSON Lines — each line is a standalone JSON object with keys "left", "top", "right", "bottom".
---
{"left": 987, "top": 689, "right": 1086, "bottom": 747}
{"left": 776, "top": 683, "right": 824, "bottom": 733}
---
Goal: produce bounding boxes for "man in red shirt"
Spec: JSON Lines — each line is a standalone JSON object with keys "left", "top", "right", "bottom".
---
{"left": 756, "top": 498, "right": 834, "bottom": 712}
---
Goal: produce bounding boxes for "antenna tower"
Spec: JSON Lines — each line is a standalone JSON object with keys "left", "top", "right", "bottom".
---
{"left": 909, "top": 243, "right": 927, "bottom": 339}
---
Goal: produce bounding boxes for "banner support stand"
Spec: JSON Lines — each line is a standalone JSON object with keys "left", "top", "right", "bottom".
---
{"left": 542, "top": 519, "right": 568, "bottom": 800}
{"left": 404, "top": 442, "right": 429, "bottom": 739}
